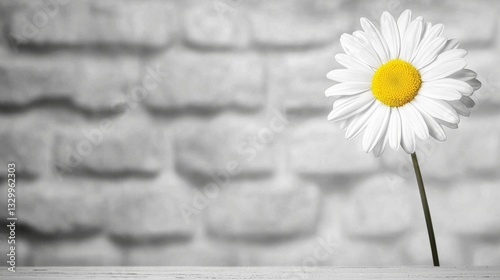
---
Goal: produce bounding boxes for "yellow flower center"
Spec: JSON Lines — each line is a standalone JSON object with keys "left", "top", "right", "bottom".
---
{"left": 371, "top": 59, "right": 422, "bottom": 107}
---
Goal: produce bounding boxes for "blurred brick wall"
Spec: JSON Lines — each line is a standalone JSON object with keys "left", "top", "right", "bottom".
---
{"left": 0, "top": 0, "right": 499, "bottom": 267}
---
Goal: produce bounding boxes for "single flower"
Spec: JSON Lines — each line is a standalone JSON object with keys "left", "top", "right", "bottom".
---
{"left": 325, "top": 9, "right": 481, "bottom": 156}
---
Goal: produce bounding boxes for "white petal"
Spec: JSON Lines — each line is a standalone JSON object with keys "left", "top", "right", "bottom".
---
{"left": 327, "top": 69, "right": 372, "bottom": 83}
{"left": 448, "top": 99, "right": 470, "bottom": 117}
{"left": 420, "top": 49, "right": 468, "bottom": 81}
{"left": 448, "top": 69, "right": 477, "bottom": 81}
{"left": 436, "top": 119, "right": 458, "bottom": 129}
{"left": 411, "top": 100, "right": 447, "bottom": 141}
{"left": 328, "top": 92, "right": 375, "bottom": 121}
{"left": 345, "top": 102, "right": 380, "bottom": 139}
{"left": 340, "top": 34, "right": 360, "bottom": 57}
{"left": 353, "top": 30, "right": 370, "bottom": 45}
{"left": 372, "top": 135, "right": 388, "bottom": 157}
{"left": 340, "top": 33, "right": 381, "bottom": 68}
{"left": 362, "top": 104, "right": 391, "bottom": 152}
{"left": 421, "top": 59, "right": 467, "bottom": 81}
{"left": 410, "top": 22, "right": 438, "bottom": 63}
{"left": 335, "top": 53, "right": 374, "bottom": 74}
{"left": 442, "top": 39, "right": 460, "bottom": 51}
{"left": 460, "top": 96, "right": 475, "bottom": 108}
{"left": 436, "top": 49, "right": 467, "bottom": 61}
{"left": 426, "top": 78, "right": 474, "bottom": 96}
{"left": 420, "top": 22, "right": 431, "bottom": 42}
{"left": 418, "top": 83, "right": 462, "bottom": 101}
{"left": 325, "top": 82, "right": 370, "bottom": 97}
{"left": 360, "top": 17, "right": 390, "bottom": 62}
{"left": 414, "top": 23, "right": 444, "bottom": 57}
{"left": 352, "top": 31, "right": 384, "bottom": 64}
{"left": 424, "top": 24, "right": 444, "bottom": 41}
{"left": 413, "top": 95, "right": 460, "bottom": 124}
{"left": 400, "top": 18, "right": 423, "bottom": 61}
{"left": 397, "top": 10, "right": 412, "bottom": 40}
{"left": 387, "top": 107, "right": 402, "bottom": 150}
{"left": 402, "top": 103, "right": 429, "bottom": 140}
{"left": 399, "top": 107, "right": 416, "bottom": 153}
{"left": 340, "top": 121, "right": 347, "bottom": 130}
{"left": 412, "top": 37, "right": 447, "bottom": 69}
{"left": 381, "top": 11, "right": 400, "bottom": 59}
{"left": 341, "top": 115, "right": 360, "bottom": 131}
{"left": 466, "top": 79, "right": 482, "bottom": 90}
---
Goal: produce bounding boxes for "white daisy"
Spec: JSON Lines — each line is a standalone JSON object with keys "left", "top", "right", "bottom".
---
{"left": 325, "top": 10, "right": 481, "bottom": 156}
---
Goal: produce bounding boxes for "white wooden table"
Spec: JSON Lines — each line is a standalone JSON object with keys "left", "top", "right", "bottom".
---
{"left": 1, "top": 267, "right": 499, "bottom": 279}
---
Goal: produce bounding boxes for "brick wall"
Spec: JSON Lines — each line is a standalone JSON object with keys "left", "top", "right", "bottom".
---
{"left": 0, "top": 0, "right": 499, "bottom": 266}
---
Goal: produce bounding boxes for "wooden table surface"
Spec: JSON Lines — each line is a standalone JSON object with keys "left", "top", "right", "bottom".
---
{"left": 1, "top": 267, "right": 499, "bottom": 279}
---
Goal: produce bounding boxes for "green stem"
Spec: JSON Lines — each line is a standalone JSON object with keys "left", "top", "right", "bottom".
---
{"left": 411, "top": 152, "right": 440, "bottom": 267}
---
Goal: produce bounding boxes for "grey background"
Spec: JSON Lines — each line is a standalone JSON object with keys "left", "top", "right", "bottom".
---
{"left": 0, "top": 0, "right": 499, "bottom": 266}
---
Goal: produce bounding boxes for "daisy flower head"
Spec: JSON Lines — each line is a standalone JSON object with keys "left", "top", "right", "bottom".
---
{"left": 325, "top": 10, "right": 481, "bottom": 156}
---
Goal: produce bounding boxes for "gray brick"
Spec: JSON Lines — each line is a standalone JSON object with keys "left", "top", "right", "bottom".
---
{"left": 15, "top": 184, "right": 105, "bottom": 234}
{"left": 235, "top": 238, "right": 321, "bottom": 266}
{"left": 175, "top": 113, "right": 283, "bottom": 178}
{"left": 182, "top": 1, "right": 250, "bottom": 48}
{"left": 459, "top": 118, "right": 500, "bottom": 174}
{"left": 106, "top": 183, "right": 195, "bottom": 241}
{"left": 289, "top": 119, "right": 379, "bottom": 176}
{"left": 206, "top": 182, "right": 320, "bottom": 239}
{"left": 53, "top": 121, "right": 163, "bottom": 177}
{"left": 444, "top": 180, "right": 500, "bottom": 236}
{"left": 74, "top": 56, "right": 141, "bottom": 111}
{"left": 342, "top": 176, "right": 416, "bottom": 238}
{"left": 7, "top": 0, "right": 176, "bottom": 47}
{"left": 145, "top": 50, "right": 265, "bottom": 112}
{"left": 248, "top": 0, "right": 354, "bottom": 47}
{"left": 328, "top": 239, "right": 406, "bottom": 266}
{"left": 418, "top": 1, "right": 496, "bottom": 47}
{"left": 126, "top": 242, "right": 236, "bottom": 266}
{"left": 0, "top": 122, "right": 51, "bottom": 178}
{"left": 269, "top": 46, "right": 342, "bottom": 114}
{"left": 0, "top": 54, "right": 142, "bottom": 111}
{"left": 473, "top": 243, "right": 500, "bottom": 265}
{"left": 32, "top": 236, "right": 122, "bottom": 266}
{"left": 0, "top": 55, "right": 76, "bottom": 105}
